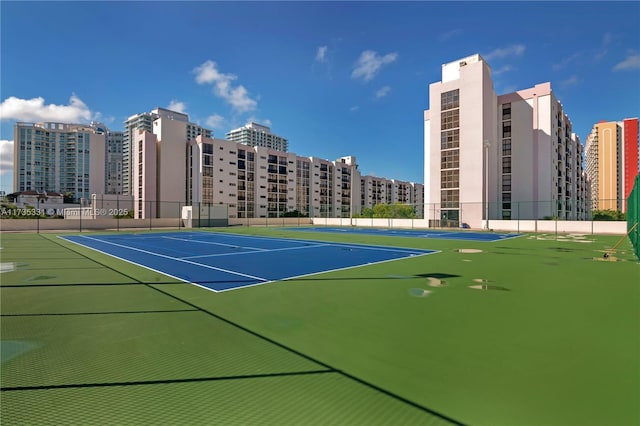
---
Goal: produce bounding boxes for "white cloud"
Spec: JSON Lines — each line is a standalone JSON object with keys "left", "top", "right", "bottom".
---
{"left": 552, "top": 52, "right": 581, "bottom": 71}
{"left": 0, "top": 140, "right": 13, "bottom": 176}
{"left": 351, "top": 50, "right": 398, "bottom": 82}
{"left": 349, "top": 106, "right": 360, "bottom": 112}
{"left": 613, "top": 52, "right": 640, "bottom": 71}
{"left": 483, "top": 44, "right": 526, "bottom": 61}
{"left": 0, "top": 95, "right": 92, "bottom": 123}
{"left": 594, "top": 49, "right": 608, "bottom": 61}
{"left": 193, "top": 60, "right": 258, "bottom": 112}
{"left": 247, "top": 117, "right": 272, "bottom": 127}
{"left": 375, "top": 86, "right": 391, "bottom": 99}
{"left": 559, "top": 75, "right": 580, "bottom": 88}
{"left": 167, "top": 100, "right": 187, "bottom": 113}
{"left": 492, "top": 65, "right": 514, "bottom": 75}
{"left": 594, "top": 33, "right": 615, "bottom": 61}
{"left": 205, "top": 113, "right": 225, "bottom": 129}
{"left": 438, "top": 29, "right": 463, "bottom": 42}
{"left": 316, "top": 46, "right": 328, "bottom": 63}
{"left": 91, "top": 112, "right": 116, "bottom": 125}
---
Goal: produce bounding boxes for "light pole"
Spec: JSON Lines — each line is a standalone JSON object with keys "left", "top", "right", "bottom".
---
{"left": 484, "top": 140, "right": 490, "bottom": 230}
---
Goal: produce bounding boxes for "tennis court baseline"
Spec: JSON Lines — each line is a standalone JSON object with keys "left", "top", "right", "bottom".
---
{"left": 61, "top": 231, "right": 436, "bottom": 292}
{"left": 284, "top": 226, "right": 520, "bottom": 241}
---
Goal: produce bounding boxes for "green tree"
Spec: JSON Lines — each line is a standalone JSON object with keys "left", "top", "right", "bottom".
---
{"left": 354, "top": 204, "right": 416, "bottom": 218}
{"left": 354, "top": 207, "right": 374, "bottom": 218}
{"left": 592, "top": 209, "right": 626, "bottom": 221}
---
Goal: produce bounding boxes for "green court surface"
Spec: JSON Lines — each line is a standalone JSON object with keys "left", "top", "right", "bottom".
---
{"left": 1, "top": 229, "right": 638, "bottom": 425}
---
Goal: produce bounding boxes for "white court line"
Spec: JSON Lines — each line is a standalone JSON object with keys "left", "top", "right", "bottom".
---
{"left": 162, "top": 236, "right": 268, "bottom": 251}
{"left": 325, "top": 243, "right": 429, "bottom": 255}
{"left": 74, "top": 235, "right": 268, "bottom": 283}
{"left": 58, "top": 236, "right": 217, "bottom": 291}
{"left": 216, "top": 250, "right": 440, "bottom": 293}
{"left": 179, "top": 231, "right": 430, "bottom": 255}
{"left": 60, "top": 234, "right": 439, "bottom": 294}
{"left": 180, "top": 243, "right": 331, "bottom": 260}
{"left": 293, "top": 227, "right": 524, "bottom": 243}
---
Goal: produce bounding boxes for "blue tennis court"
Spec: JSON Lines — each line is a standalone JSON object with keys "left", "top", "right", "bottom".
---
{"left": 61, "top": 232, "right": 436, "bottom": 292}
{"left": 284, "top": 227, "right": 520, "bottom": 242}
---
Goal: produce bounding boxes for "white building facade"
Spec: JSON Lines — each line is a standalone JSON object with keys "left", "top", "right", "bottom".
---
{"left": 186, "top": 136, "right": 367, "bottom": 219}
{"left": 91, "top": 121, "right": 124, "bottom": 195}
{"left": 123, "top": 107, "right": 211, "bottom": 196}
{"left": 424, "top": 54, "right": 589, "bottom": 228}
{"left": 226, "top": 122, "right": 289, "bottom": 152}
{"left": 13, "top": 122, "right": 106, "bottom": 202}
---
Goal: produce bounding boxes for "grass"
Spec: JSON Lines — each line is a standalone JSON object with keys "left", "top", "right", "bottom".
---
{"left": 1, "top": 228, "right": 638, "bottom": 426}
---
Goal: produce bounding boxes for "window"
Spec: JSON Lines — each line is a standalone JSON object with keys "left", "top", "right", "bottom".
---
{"left": 502, "top": 157, "right": 511, "bottom": 173}
{"left": 441, "top": 150, "right": 459, "bottom": 169}
{"left": 502, "top": 121, "right": 511, "bottom": 138}
{"left": 441, "top": 189, "right": 459, "bottom": 209}
{"left": 502, "top": 103, "right": 511, "bottom": 120}
{"left": 441, "top": 109, "right": 460, "bottom": 130}
{"left": 440, "top": 129, "right": 459, "bottom": 150}
{"left": 502, "top": 175, "right": 511, "bottom": 192}
{"left": 441, "top": 170, "right": 459, "bottom": 188}
{"left": 441, "top": 89, "right": 459, "bottom": 111}
{"left": 502, "top": 139, "right": 512, "bottom": 156}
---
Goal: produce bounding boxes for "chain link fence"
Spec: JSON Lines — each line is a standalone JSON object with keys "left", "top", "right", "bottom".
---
{"left": 627, "top": 176, "right": 639, "bottom": 260}
{"left": 0, "top": 197, "right": 632, "bottom": 235}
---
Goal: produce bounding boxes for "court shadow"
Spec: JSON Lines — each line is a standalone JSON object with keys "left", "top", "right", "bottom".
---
{"left": 413, "top": 273, "right": 460, "bottom": 279}
{"left": 291, "top": 273, "right": 461, "bottom": 282}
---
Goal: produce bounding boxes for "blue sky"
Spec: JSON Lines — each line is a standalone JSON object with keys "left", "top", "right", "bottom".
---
{"left": 1, "top": 1, "right": 639, "bottom": 195}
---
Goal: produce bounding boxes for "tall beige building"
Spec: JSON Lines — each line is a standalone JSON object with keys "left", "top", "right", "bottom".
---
{"left": 131, "top": 109, "right": 211, "bottom": 218}
{"left": 585, "top": 118, "right": 639, "bottom": 212}
{"left": 424, "top": 54, "right": 589, "bottom": 228}
{"left": 124, "top": 108, "right": 211, "bottom": 196}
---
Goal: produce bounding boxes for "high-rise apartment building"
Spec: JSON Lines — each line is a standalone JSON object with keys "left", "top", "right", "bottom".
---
{"left": 123, "top": 108, "right": 211, "bottom": 196}
{"left": 359, "top": 177, "right": 424, "bottom": 216}
{"left": 424, "top": 54, "right": 589, "bottom": 228}
{"left": 497, "top": 84, "right": 589, "bottom": 221}
{"left": 131, "top": 109, "right": 211, "bottom": 218}
{"left": 13, "top": 122, "right": 106, "bottom": 201}
{"left": 585, "top": 118, "right": 639, "bottom": 212}
{"left": 226, "top": 122, "right": 289, "bottom": 152}
{"left": 91, "top": 122, "right": 124, "bottom": 195}
{"left": 361, "top": 176, "right": 391, "bottom": 208}
{"left": 185, "top": 136, "right": 365, "bottom": 219}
